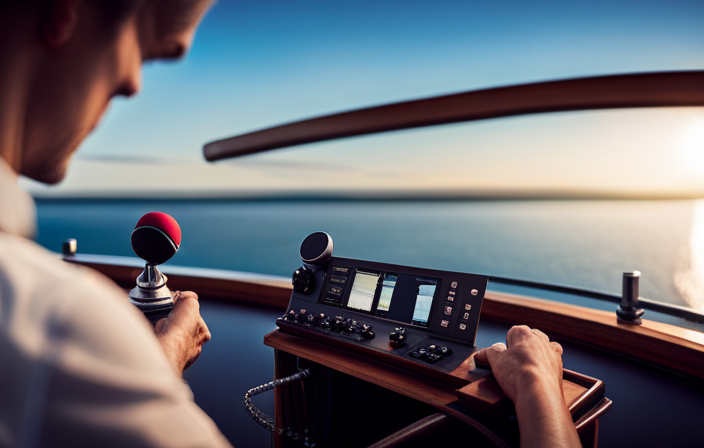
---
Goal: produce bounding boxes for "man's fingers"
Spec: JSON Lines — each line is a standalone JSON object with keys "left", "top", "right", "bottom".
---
{"left": 489, "top": 342, "right": 507, "bottom": 352}
{"left": 173, "top": 290, "right": 199, "bottom": 305}
{"left": 550, "top": 341, "right": 563, "bottom": 355}
{"left": 532, "top": 328, "right": 550, "bottom": 343}
{"left": 474, "top": 342, "right": 507, "bottom": 367}
{"left": 171, "top": 292, "right": 200, "bottom": 318}
{"left": 506, "top": 325, "right": 531, "bottom": 347}
{"left": 155, "top": 317, "right": 167, "bottom": 333}
{"left": 201, "top": 323, "right": 212, "bottom": 343}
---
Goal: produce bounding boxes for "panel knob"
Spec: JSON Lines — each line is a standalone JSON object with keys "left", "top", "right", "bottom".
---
{"left": 292, "top": 266, "right": 315, "bottom": 294}
{"left": 389, "top": 327, "right": 407, "bottom": 348}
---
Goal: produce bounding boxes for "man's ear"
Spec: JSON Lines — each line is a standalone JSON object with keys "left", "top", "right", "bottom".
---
{"left": 41, "top": 0, "right": 80, "bottom": 48}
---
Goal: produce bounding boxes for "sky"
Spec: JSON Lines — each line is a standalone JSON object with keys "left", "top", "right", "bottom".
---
{"left": 22, "top": 0, "right": 704, "bottom": 198}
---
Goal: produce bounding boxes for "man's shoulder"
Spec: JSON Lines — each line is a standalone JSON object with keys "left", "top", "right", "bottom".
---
{"left": 0, "top": 231, "right": 181, "bottom": 398}
{"left": 0, "top": 232, "right": 129, "bottom": 317}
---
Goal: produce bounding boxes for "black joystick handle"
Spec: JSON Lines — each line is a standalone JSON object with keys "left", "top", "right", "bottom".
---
{"left": 300, "top": 231, "right": 333, "bottom": 266}
{"left": 128, "top": 212, "right": 182, "bottom": 325}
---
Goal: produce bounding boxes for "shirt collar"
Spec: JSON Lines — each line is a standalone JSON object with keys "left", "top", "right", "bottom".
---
{"left": 0, "top": 158, "right": 36, "bottom": 238}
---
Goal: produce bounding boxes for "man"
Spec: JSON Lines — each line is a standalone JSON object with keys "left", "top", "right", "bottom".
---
{"left": 0, "top": 0, "right": 231, "bottom": 446}
{"left": 0, "top": 0, "right": 577, "bottom": 447}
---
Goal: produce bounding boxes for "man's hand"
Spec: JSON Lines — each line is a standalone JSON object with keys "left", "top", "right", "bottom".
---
{"left": 155, "top": 291, "right": 211, "bottom": 377}
{"left": 474, "top": 325, "right": 564, "bottom": 404}
{"left": 473, "top": 325, "right": 580, "bottom": 448}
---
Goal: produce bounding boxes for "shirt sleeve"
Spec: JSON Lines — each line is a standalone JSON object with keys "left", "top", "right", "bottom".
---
{"left": 37, "top": 270, "right": 233, "bottom": 448}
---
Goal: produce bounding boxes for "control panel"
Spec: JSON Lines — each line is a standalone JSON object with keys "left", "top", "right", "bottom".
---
{"left": 278, "top": 232, "right": 488, "bottom": 378}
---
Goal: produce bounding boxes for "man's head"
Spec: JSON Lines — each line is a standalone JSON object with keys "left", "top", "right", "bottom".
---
{"left": 0, "top": 0, "right": 213, "bottom": 184}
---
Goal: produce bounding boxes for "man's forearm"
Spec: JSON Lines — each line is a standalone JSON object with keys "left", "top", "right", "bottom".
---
{"left": 514, "top": 379, "right": 581, "bottom": 448}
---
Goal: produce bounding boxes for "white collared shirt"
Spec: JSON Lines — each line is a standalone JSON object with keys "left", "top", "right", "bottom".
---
{"left": 0, "top": 159, "right": 231, "bottom": 447}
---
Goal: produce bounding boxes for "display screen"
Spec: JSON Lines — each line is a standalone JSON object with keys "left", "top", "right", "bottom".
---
{"left": 376, "top": 274, "right": 397, "bottom": 314}
{"left": 347, "top": 271, "right": 380, "bottom": 312}
{"left": 412, "top": 281, "right": 437, "bottom": 327}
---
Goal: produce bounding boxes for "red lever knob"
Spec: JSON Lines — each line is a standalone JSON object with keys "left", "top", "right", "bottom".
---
{"left": 131, "top": 212, "right": 181, "bottom": 265}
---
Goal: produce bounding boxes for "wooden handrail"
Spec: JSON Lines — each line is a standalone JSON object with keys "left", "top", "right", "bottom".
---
{"left": 204, "top": 71, "right": 704, "bottom": 161}
{"left": 65, "top": 254, "right": 704, "bottom": 380}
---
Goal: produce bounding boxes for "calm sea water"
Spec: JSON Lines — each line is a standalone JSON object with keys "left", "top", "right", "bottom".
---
{"left": 34, "top": 199, "right": 704, "bottom": 310}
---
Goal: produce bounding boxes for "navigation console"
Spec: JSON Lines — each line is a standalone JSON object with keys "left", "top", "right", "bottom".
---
{"left": 278, "top": 231, "right": 488, "bottom": 378}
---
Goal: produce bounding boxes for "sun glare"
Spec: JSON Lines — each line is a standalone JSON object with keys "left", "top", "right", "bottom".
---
{"left": 680, "top": 116, "right": 704, "bottom": 176}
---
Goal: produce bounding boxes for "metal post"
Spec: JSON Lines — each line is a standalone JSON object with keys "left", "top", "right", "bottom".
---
{"left": 616, "top": 271, "right": 645, "bottom": 325}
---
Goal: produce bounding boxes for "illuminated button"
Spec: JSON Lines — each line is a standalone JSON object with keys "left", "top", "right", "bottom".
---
{"left": 330, "top": 276, "right": 347, "bottom": 284}
{"left": 444, "top": 306, "right": 453, "bottom": 315}
{"left": 464, "top": 304, "right": 472, "bottom": 311}
{"left": 471, "top": 289, "right": 478, "bottom": 296}
{"left": 459, "top": 323, "right": 467, "bottom": 331}
{"left": 440, "top": 320, "right": 449, "bottom": 327}
{"left": 327, "top": 287, "right": 342, "bottom": 296}
{"left": 451, "top": 281, "right": 458, "bottom": 289}
{"left": 463, "top": 312, "right": 470, "bottom": 320}
{"left": 333, "top": 267, "right": 349, "bottom": 274}
{"left": 446, "top": 295, "right": 455, "bottom": 302}
{"left": 448, "top": 290, "right": 456, "bottom": 296}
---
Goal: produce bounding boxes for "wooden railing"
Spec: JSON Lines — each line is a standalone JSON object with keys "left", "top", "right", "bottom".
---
{"left": 65, "top": 253, "right": 704, "bottom": 381}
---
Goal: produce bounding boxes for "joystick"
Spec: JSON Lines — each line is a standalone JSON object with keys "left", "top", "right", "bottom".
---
{"left": 292, "top": 232, "right": 334, "bottom": 294}
{"left": 128, "top": 212, "right": 181, "bottom": 325}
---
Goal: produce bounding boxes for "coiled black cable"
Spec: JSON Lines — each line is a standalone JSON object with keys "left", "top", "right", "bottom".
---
{"left": 244, "top": 369, "right": 312, "bottom": 442}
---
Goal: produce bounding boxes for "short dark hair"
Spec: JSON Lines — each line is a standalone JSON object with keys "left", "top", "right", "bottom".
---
{"left": 94, "top": 0, "right": 146, "bottom": 28}
{"left": 0, "top": 0, "right": 146, "bottom": 31}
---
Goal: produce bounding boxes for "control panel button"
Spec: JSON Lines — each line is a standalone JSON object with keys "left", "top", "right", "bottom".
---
{"left": 410, "top": 344, "right": 453, "bottom": 363}
{"left": 451, "top": 281, "right": 458, "bottom": 289}
{"left": 464, "top": 304, "right": 472, "bottom": 311}
{"left": 463, "top": 312, "right": 470, "bottom": 320}
{"left": 471, "top": 289, "right": 478, "bottom": 296}
{"left": 328, "top": 287, "right": 342, "bottom": 296}
{"left": 444, "top": 306, "right": 453, "bottom": 315}
{"left": 333, "top": 266, "right": 350, "bottom": 274}
{"left": 459, "top": 323, "right": 467, "bottom": 330}
{"left": 296, "top": 309, "right": 308, "bottom": 323}
{"left": 446, "top": 295, "right": 455, "bottom": 302}
{"left": 330, "top": 276, "right": 347, "bottom": 284}
{"left": 440, "top": 320, "right": 449, "bottom": 327}
{"left": 389, "top": 327, "right": 407, "bottom": 348}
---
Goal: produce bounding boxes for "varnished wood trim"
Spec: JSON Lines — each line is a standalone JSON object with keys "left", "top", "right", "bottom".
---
{"left": 64, "top": 255, "right": 704, "bottom": 379}
{"left": 204, "top": 71, "right": 704, "bottom": 161}
{"left": 482, "top": 290, "right": 704, "bottom": 379}
{"left": 64, "top": 254, "right": 292, "bottom": 309}
{"left": 574, "top": 398, "right": 611, "bottom": 435}
{"left": 266, "top": 330, "right": 511, "bottom": 448}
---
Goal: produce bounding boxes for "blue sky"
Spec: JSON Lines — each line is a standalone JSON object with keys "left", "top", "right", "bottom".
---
{"left": 24, "top": 0, "right": 704, "bottom": 197}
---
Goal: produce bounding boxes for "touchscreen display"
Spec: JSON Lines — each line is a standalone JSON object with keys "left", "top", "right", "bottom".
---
{"left": 347, "top": 271, "right": 380, "bottom": 312}
{"left": 412, "top": 282, "right": 437, "bottom": 327}
{"left": 376, "top": 274, "right": 397, "bottom": 313}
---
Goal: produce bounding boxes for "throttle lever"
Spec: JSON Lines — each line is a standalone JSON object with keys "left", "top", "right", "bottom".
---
{"left": 128, "top": 212, "right": 181, "bottom": 325}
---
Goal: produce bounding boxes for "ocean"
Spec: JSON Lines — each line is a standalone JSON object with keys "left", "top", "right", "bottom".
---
{"left": 34, "top": 198, "right": 704, "bottom": 310}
